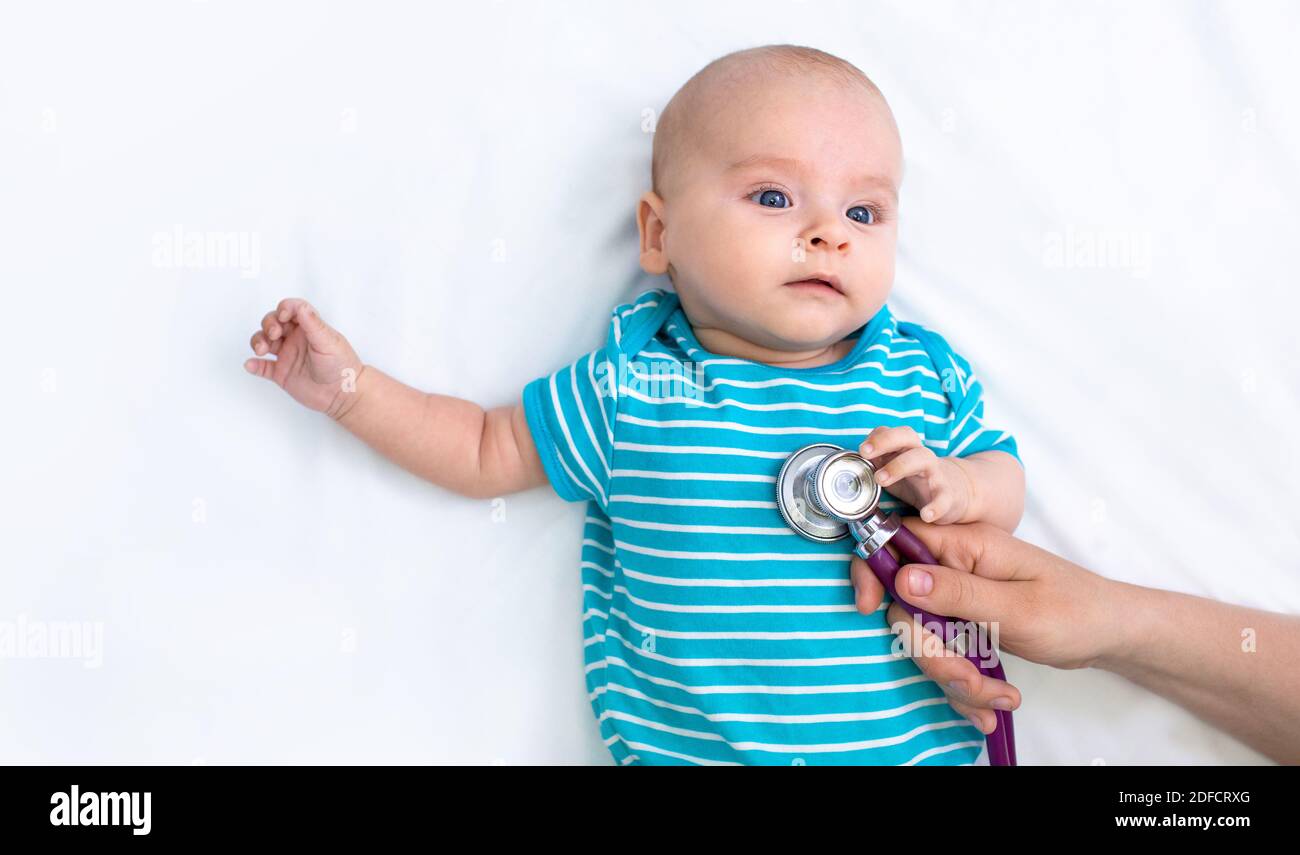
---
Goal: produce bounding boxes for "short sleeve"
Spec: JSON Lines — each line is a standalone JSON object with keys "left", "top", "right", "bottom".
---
{"left": 899, "top": 322, "right": 1021, "bottom": 465}
{"left": 934, "top": 345, "right": 1021, "bottom": 463}
{"left": 523, "top": 348, "right": 616, "bottom": 506}
{"left": 521, "top": 289, "right": 693, "bottom": 505}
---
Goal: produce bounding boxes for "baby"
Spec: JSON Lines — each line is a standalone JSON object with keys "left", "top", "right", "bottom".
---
{"left": 244, "top": 45, "right": 1025, "bottom": 765}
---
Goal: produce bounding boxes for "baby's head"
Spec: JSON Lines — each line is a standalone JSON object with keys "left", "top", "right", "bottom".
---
{"left": 639, "top": 45, "right": 902, "bottom": 364}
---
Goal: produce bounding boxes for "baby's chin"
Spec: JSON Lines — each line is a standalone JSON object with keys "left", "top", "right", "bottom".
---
{"left": 753, "top": 300, "right": 863, "bottom": 348}
{"left": 735, "top": 316, "right": 858, "bottom": 357}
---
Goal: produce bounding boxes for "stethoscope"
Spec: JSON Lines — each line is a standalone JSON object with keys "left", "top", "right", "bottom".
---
{"left": 776, "top": 443, "right": 1017, "bottom": 766}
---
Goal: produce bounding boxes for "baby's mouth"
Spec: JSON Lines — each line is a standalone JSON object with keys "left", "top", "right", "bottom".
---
{"left": 783, "top": 274, "right": 843, "bottom": 294}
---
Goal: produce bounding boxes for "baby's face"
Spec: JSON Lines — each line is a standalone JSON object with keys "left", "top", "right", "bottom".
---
{"left": 648, "top": 76, "right": 902, "bottom": 357}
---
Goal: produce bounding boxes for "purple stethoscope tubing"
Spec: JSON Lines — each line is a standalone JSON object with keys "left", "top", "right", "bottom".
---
{"left": 868, "top": 519, "right": 1016, "bottom": 766}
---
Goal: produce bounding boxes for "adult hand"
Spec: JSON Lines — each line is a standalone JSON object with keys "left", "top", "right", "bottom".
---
{"left": 851, "top": 520, "right": 1116, "bottom": 733}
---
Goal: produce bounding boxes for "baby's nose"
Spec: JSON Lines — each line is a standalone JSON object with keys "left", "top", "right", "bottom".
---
{"left": 802, "top": 212, "right": 852, "bottom": 253}
{"left": 809, "top": 233, "right": 850, "bottom": 252}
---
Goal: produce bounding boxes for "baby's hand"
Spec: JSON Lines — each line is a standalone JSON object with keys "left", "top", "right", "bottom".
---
{"left": 858, "top": 426, "right": 973, "bottom": 524}
{"left": 244, "top": 298, "right": 364, "bottom": 419}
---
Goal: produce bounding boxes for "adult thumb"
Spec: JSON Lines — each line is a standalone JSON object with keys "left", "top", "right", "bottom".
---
{"left": 893, "top": 562, "right": 1008, "bottom": 626}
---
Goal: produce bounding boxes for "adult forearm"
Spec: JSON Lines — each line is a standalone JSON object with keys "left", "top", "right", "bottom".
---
{"left": 1099, "top": 580, "right": 1300, "bottom": 764}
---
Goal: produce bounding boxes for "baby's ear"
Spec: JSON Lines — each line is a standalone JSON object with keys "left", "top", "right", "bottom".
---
{"left": 636, "top": 190, "right": 669, "bottom": 275}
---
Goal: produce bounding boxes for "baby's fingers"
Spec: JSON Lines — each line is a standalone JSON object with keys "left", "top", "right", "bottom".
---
{"left": 859, "top": 425, "right": 923, "bottom": 460}
{"left": 874, "top": 447, "right": 936, "bottom": 488}
{"left": 275, "top": 297, "right": 312, "bottom": 324}
{"left": 919, "top": 491, "right": 954, "bottom": 524}
{"left": 249, "top": 330, "right": 271, "bottom": 356}
{"left": 249, "top": 328, "right": 285, "bottom": 357}
{"left": 261, "top": 310, "right": 293, "bottom": 343}
{"left": 244, "top": 357, "right": 276, "bottom": 379}
{"left": 275, "top": 297, "right": 336, "bottom": 349}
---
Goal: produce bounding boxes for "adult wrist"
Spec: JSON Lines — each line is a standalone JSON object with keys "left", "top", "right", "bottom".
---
{"left": 1087, "top": 575, "right": 1155, "bottom": 674}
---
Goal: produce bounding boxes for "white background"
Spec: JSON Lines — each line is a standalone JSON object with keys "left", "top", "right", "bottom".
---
{"left": 2, "top": 0, "right": 1296, "bottom": 764}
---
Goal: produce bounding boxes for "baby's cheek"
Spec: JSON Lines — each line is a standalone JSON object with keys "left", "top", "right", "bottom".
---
{"left": 696, "top": 242, "right": 770, "bottom": 302}
{"left": 850, "top": 250, "right": 896, "bottom": 302}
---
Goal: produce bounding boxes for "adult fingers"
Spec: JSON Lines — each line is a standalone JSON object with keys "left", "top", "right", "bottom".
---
{"left": 888, "top": 603, "right": 1021, "bottom": 714}
{"left": 849, "top": 553, "right": 885, "bottom": 615}
{"left": 893, "top": 560, "right": 1023, "bottom": 627}
{"left": 896, "top": 519, "right": 1037, "bottom": 583}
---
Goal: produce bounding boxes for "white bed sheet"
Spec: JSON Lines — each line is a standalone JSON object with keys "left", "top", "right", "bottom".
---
{"left": 1, "top": 0, "right": 1296, "bottom": 764}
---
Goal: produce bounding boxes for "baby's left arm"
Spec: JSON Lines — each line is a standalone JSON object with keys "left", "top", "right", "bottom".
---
{"left": 858, "top": 426, "right": 1025, "bottom": 533}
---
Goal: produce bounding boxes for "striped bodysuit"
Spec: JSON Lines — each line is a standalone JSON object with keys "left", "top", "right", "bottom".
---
{"left": 523, "top": 288, "right": 1021, "bottom": 765}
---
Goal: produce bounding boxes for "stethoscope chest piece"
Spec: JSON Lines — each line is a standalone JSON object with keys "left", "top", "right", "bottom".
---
{"left": 776, "top": 443, "right": 882, "bottom": 542}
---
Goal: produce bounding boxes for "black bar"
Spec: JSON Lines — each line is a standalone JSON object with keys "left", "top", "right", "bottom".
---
{"left": 0, "top": 765, "right": 1285, "bottom": 842}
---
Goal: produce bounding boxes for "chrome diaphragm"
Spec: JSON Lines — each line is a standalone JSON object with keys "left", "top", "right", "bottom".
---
{"left": 775, "top": 443, "right": 882, "bottom": 542}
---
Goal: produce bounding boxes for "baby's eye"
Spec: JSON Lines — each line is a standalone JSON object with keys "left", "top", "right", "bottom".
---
{"left": 750, "top": 188, "right": 790, "bottom": 208}
{"left": 846, "top": 206, "right": 875, "bottom": 225}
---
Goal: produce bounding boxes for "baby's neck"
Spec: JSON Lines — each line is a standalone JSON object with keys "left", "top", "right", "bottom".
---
{"left": 693, "top": 327, "right": 855, "bottom": 369}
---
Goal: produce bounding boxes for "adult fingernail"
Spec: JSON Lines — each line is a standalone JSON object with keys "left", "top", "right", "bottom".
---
{"left": 947, "top": 680, "right": 969, "bottom": 697}
{"left": 967, "top": 714, "right": 986, "bottom": 733}
{"left": 860, "top": 443, "right": 873, "bottom": 455}
{"left": 909, "top": 569, "right": 933, "bottom": 596}
{"left": 991, "top": 697, "right": 1014, "bottom": 710}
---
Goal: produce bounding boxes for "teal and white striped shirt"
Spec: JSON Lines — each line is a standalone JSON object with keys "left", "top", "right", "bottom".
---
{"left": 523, "top": 288, "right": 1021, "bottom": 765}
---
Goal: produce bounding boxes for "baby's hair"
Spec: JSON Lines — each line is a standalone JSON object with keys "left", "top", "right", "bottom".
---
{"left": 651, "top": 44, "right": 885, "bottom": 198}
